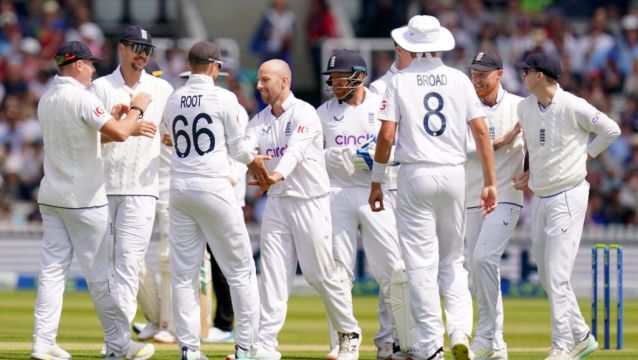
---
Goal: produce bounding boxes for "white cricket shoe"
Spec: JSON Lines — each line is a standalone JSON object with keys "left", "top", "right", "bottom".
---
{"left": 201, "top": 327, "right": 234, "bottom": 343}
{"left": 105, "top": 341, "right": 155, "bottom": 360}
{"left": 153, "top": 329, "right": 176, "bottom": 343}
{"left": 470, "top": 336, "right": 497, "bottom": 360}
{"left": 181, "top": 346, "right": 209, "bottom": 360}
{"left": 544, "top": 348, "right": 570, "bottom": 360}
{"left": 450, "top": 331, "right": 474, "bottom": 360}
{"left": 250, "top": 347, "right": 282, "bottom": 360}
{"left": 136, "top": 322, "right": 160, "bottom": 341}
{"left": 337, "top": 332, "right": 362, "bottom": 360}
{"left": 31, "top": 342, "right": 72, "bottom": 360}
{"left": 376, "top": 342, "right": 394, "bottom": 360}
{"left": 391, "top": 346, "right": 443, "bottom": 360}
{"left": 490, "top": 348, "right": 508, "bottom": 360}
{"left": 570, "top": 333, "right": 598, "bottom": 360}
{"left": 100, "top": 344, "right": 106, "bottom": 358}
{"left": 132, "top": 322, "right": 146, "bottom": 335}
{"left": 326, "top": 345, "right": 339, "bottom": 360}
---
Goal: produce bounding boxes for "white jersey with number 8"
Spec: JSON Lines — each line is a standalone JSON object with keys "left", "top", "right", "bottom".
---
{"left": 378, "top": 57, "right": 485, "bottom": 165}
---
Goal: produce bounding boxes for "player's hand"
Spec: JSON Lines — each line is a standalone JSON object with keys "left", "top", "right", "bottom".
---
{"left": 130, "top": 92, "right": 152, "bottom": 111}
{"left": 132, "top": 121, "right": 157, "bottom": 138}
{"left": 110, "top": 103, "right": 129, "bottom": 119}
{"left": 247, "top": 154, "right": 272, "bottom": 184}
{"left": 512, "top": 171, "right": 530, "bottom": 191}
{"left": 369, "top": 182, "right": 384, "bottom": 212}
{"left": 248, "top": 179, "right": 270, "bottom": 196}
{"left": 325, "top": 147, "right": 348, "bottom": 169}
{"left": 162, "top": 133, "right": 173, "bottom": 146}
{"left": 267, "top": 172, "right": 284, "bottom": 185}
{"left": 479, "top": 185, "right": 497, "bottom": 215}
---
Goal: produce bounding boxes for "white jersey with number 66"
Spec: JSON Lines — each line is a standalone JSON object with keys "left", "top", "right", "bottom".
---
{"left": 162, "top": 74, "right": 252, "bottom": 182}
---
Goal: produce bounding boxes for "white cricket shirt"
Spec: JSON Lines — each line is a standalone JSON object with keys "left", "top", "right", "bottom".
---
{"left": 518, "top": 85, "right": 620, "bottom": 197}
{"left": 318, "top": 88, "right": 397, "bottom": 188}
{"left": 244, "top": 93, "right": 331, "bottom": 199}
{"left": 37, "top": 75, "right": 109, "bottom": 208}
{"left": 369, "top": 62, "right": 398, "bottom": 97}
{"left": 91, "top": 67, "right": 174, "bottom": 197}
{"left": 378, "top": 57, "right": 486, "bottom": 165}
{"left": 466, "top": 85, "right": 524, "bottom": 208}
{"left": 162, "top": 75, "right": 253, "bottom": 188}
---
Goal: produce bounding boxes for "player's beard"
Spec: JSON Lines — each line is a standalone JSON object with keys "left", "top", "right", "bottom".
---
{"left": 131, "top": 56, "right": 148, "bottom": 72}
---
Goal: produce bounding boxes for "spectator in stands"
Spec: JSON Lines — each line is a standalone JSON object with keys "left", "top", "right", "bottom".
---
{"left": 305, "top": 0, "right": 337, "bottom": 96}
{"left": 250, "top": 0, "right": 295, "bottom": 66}
{"left": 357, "top": 0, "right": 407, "bottom": 38}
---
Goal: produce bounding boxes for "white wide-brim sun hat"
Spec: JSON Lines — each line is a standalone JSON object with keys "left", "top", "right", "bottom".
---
{"left": 391, "top": 15, "right": 455, "bottom": 53}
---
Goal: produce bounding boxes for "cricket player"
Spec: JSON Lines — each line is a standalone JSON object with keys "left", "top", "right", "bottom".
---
{"left": 134, "top": 60, "right": 175, "bottom": 344}
{"left": 33, "top": 40, "right": 154, "bottom": 360}
{"left": 243, "top": 59, "right": 361, "bottom": 360}
{"left": 512, "top": 53, "right": 620, "bottom": 360}
{"left": 465, "top": 50, "right": 525, "bottom": 360}
{"left": 162, "top": 41, "right": 269, "bottom": 360}
{"left": 90, "top": 26, "right": 174, "bottom": 332}
{"left": 369, "top": 15, "right": 497, "bottom": 360}
{"left": 317, "top": 49, "right": 408, "bottom": 360}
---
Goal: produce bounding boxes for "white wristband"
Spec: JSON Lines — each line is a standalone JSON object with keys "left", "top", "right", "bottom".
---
{"left": 371, "top": 161, "right": 387, "bottom": 183}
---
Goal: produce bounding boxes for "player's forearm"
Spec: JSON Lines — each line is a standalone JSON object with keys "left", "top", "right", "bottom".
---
{"left": 374, "top": 120, "right": 396, "bottom": 164}
{"left": 587, "top": 116, "right": 621, "bottom": 158}
{"left": 100, "top": 110, "right": 141, "bottom": 142}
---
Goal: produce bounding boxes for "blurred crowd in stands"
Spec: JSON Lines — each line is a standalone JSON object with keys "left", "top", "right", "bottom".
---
{"left": 0, "top": 0, "right": 637, "bottom": 230}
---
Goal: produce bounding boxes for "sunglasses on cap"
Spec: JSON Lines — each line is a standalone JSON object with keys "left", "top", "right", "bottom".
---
{"left": 122, "top": 41, "right": 153, "bottom": 56}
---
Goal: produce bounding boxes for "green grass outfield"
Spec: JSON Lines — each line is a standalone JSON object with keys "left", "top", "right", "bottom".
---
{"left": 0, "top": 291, "right": 636, "bottom": 359}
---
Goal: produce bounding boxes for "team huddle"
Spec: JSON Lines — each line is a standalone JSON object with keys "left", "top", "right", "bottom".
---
{"left": 31, "top": 14, "right": 620, "bottom": 360}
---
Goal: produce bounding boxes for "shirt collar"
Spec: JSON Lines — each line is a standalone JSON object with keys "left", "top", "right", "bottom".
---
{"left": 482, "top": 84, "right": 505, "bottom": 109}
{"left": 113, "top": 65, "right": 150, "bottom": 87}
{"left": 280, "top": 92, "right": 296, "bottom": 112}
{"left": 265, "top": 92, "right": 296, "bottom": 118}
{"left": 186, "top": 73, "right": 215, "bottom": 86}
{"left": 54, "top": 75, "right": 87, "bottom": 89}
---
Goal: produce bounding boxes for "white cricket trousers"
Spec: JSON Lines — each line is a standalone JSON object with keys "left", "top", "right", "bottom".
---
{"left": 466, "top": 203, "right": 520, "bottom": 350}
{"left": 396, "top": 163, "right": 472, "bottom": 356}
{"left": 531, "top": 180, "right": 590, "bottom": 351}
{"left": 108, "top": 195, "right": 157, "bottom": 323}
{"left": 258, "top": 195, "right": 360, "bottom": 351}
{"left": 331, "top": 186, "right": 402, "bottom": 346}
{"left": 169, "top": 179, "right": 259, "bottom": 351}
{"left": 34, "top": 205, "right": 130, "bottom": 353}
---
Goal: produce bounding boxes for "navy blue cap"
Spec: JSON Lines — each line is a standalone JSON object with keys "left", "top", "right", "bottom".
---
{"left": 471, "top": 50, "right": 503, "bottom": 71}
{"left": 145, "top": 59, "right": 163, "bottom": 77}
{"left": 516, "top": 52, "right": 561, "bottom": 81}
{"left": 55, "top": 41, "right": 100, "bottom": 66}
{"left": 119, "top": 25, "right": 154, "bottom": 47}
{"left": 322, "top": 49, "right": 367, "bottom": 75}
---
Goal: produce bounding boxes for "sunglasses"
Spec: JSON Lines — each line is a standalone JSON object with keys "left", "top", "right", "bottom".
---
{"left": 123, "top": 42, "right": 153, "bottom": 56}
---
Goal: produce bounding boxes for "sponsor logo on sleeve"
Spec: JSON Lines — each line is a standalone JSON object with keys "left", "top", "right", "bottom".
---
{"left": 296, "top": 125, "right": 309, "bottom": 134}
{"left": 93, "top": 106, "right": 105, "bottom": 119}
{"left": 380, "top": 100, "right": 387, "bottom": 111}
{"left": 592, "top": 112, "right": 601, "bottom": 124}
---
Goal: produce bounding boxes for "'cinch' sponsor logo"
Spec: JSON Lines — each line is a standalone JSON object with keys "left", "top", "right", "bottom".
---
{"left": 335, "top": 133, "right": 373, "bottom": 145}
{"left": 266, "top": 145, "right": 287, "bottom": 158}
